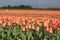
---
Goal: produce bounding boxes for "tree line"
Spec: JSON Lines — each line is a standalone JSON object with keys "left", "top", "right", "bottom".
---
{"left": 0, "top": 5, "right": 33, "bottom": 9}
{"left": 0, "top": 5, "right": 60, "bottom": 10}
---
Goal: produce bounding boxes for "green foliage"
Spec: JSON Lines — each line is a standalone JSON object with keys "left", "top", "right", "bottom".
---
{"left": 0, "top": 25, "right": 60, "bottom": 40}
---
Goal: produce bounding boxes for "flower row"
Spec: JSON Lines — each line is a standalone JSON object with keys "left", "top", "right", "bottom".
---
{"left": 0, "top": 16, "right": 60, "bottom": 34}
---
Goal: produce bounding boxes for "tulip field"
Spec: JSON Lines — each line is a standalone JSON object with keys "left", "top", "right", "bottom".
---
{"left": 0, "top": 10, "right": 60, "bottom": 40}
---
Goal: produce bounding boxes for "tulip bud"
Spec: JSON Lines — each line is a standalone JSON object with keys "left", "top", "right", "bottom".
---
{"left": 22, "top": 27, "right": 26, "bottom": 32}
{"left": 2, "top": 23, "right": 6, "bottom": 28}
{"left": 49, "top": 27, "right": 53, "bottom": 34}
{"left": 35, "top": 27, "right": 40, "bottom": 32}
{"left": 52, "top": 25, "right": 57, "bottom": 31}
{"left": 28, "top": 24, "right": 31, "bottom": 29}
{"left": 46, "top": 27, "right": 49, "bottom": 33}
{"left": 8, "top": 22, "right": 11, "bottom": 27}
{"left": 31, "top": 24, "right": 35, "bottom": 30}
{"left": 0, "top": 20, "right": 2, "bottom": 24}
{"left": 25, "top": 25, "right": 29, "bottom": 30}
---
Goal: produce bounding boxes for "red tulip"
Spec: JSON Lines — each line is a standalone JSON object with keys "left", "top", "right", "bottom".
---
{"left": 52, "top": 25, "right": 57, "bottom": 31}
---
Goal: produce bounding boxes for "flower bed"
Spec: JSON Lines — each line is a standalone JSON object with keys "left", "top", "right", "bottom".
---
{"left": 0, "top": 15, "right": 60, "bottom": 40}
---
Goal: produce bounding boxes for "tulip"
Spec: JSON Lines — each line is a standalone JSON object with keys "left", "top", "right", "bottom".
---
{"left": 25, "top": 25, "right": 29, "bottom": 30}
{"left": 22, "top": 21, "right": 25, "bottom": 26}
{"left": 31, "top": 24, "right": 35, "bottom": 30}
{"left": 49, "top": 27, "right": 53, "bottom": 34}
{"left": 12, "top": 20, "right": 16, "bottom": 24}
{"left": 35, "top": 27, "right": 40, "bottom": 32}
{"left": 58, "top": 27, "right": 60, "bottom": 31}
{"left": 52, "top": 25, "right": 57, "bottom": 31}
{"left": 38, "top": 23, "right": 42, "bottom": 27}
{"left": 44, "top": 22, "right": 48, "bottom": 27}
{"left": 22, "top": 18, "right": 25, "bottom": 22}
{"left": 28, "top": 24, "right": 31, "bottom": 29}
{"left": 16, "top": 20, "right": 20, "bottom": 25}
{"left": 2, "top": 16, "right": 7, "bottom": 20}
{"left": 36, "top": 20, "right": 40, "bottom": 25}
{"left": 46, "top": 27, "right": 49, "bottom": 33}
{"left": 7, "top": 16, "right": 13, "bottom": 21}
{"left": 0, "top": 20, "right": 2, "bottom": 24}
{"left": 2, "top": 22, "right": 6, "bottom": 27}
{"left": 58, "top": 23, "right": 60, "bottom": 28}
{"left": 22, "top": 27, "right": 26, "bottom": 32}
{"left": 7, "top": 22, "right": 11, "bottom": 27}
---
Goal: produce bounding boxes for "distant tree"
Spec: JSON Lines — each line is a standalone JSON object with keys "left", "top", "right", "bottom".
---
{"left": 18, "top": 5, "right": 32, "bottom": 9}
{"left": 8, "top": 5, "right": 11, "bottom": 8}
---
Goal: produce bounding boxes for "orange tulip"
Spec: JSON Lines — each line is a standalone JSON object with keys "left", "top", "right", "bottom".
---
{"left": 7, "top": 16, "right": 11, "bottom": 21}
{"left": 0, "top": 20, "right": 2, "bottom": 24}
{"left": 44, "top": 22, "right": 48, "bottom": 27}
{"left": 22, "top": 21, "right": 25, "bottom": 26}
{"left": 12, "top": 20, "right": 16, "bottom": 24}
{"left": 2, "top": 22, "right": 6, "bottom": 27}
{"left": 35, "top": 27, "right": 40, "bottom": 32}
{"left": 16, "top": 20, "right": 20, "bottom": 25}
{"left": 38, "top": 23, "right": 42, "bottom": 27}
{"left": 25, "top": 25, "right": 29, "bottom": 30}
{"left": 28, "top": 24, "right": 31, "bottom": 29}
{"left": 31, "top": 24, "right": 35, "bottom": 30}
{"left": 7, "top": 22, "right": 11, "bottom": 27}
{"left": 22, "top": 27, "right": 26, "bottom": 32}
{"left": 36, "top": 20, "right": 40, "bottom": 25}
{"left": 46, "top": 27, "right": 49, "bottom": 33}
{"left": 2, "top": 16, "right": 7, "bottom": 20}
{"left": 49, "top": 27, "right": 53, "bottom": 34}
{"left": 22, "top": 18, "right": 25, "bottom": 22}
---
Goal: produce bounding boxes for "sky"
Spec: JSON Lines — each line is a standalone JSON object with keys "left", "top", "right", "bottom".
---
{"left": 0, "top": 0, "right": 60, "bottom": 8}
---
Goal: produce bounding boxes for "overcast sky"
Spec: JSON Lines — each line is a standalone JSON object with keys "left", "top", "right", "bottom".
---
{"left": 0, "top": 0, "right": 60, "bottom": 8}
